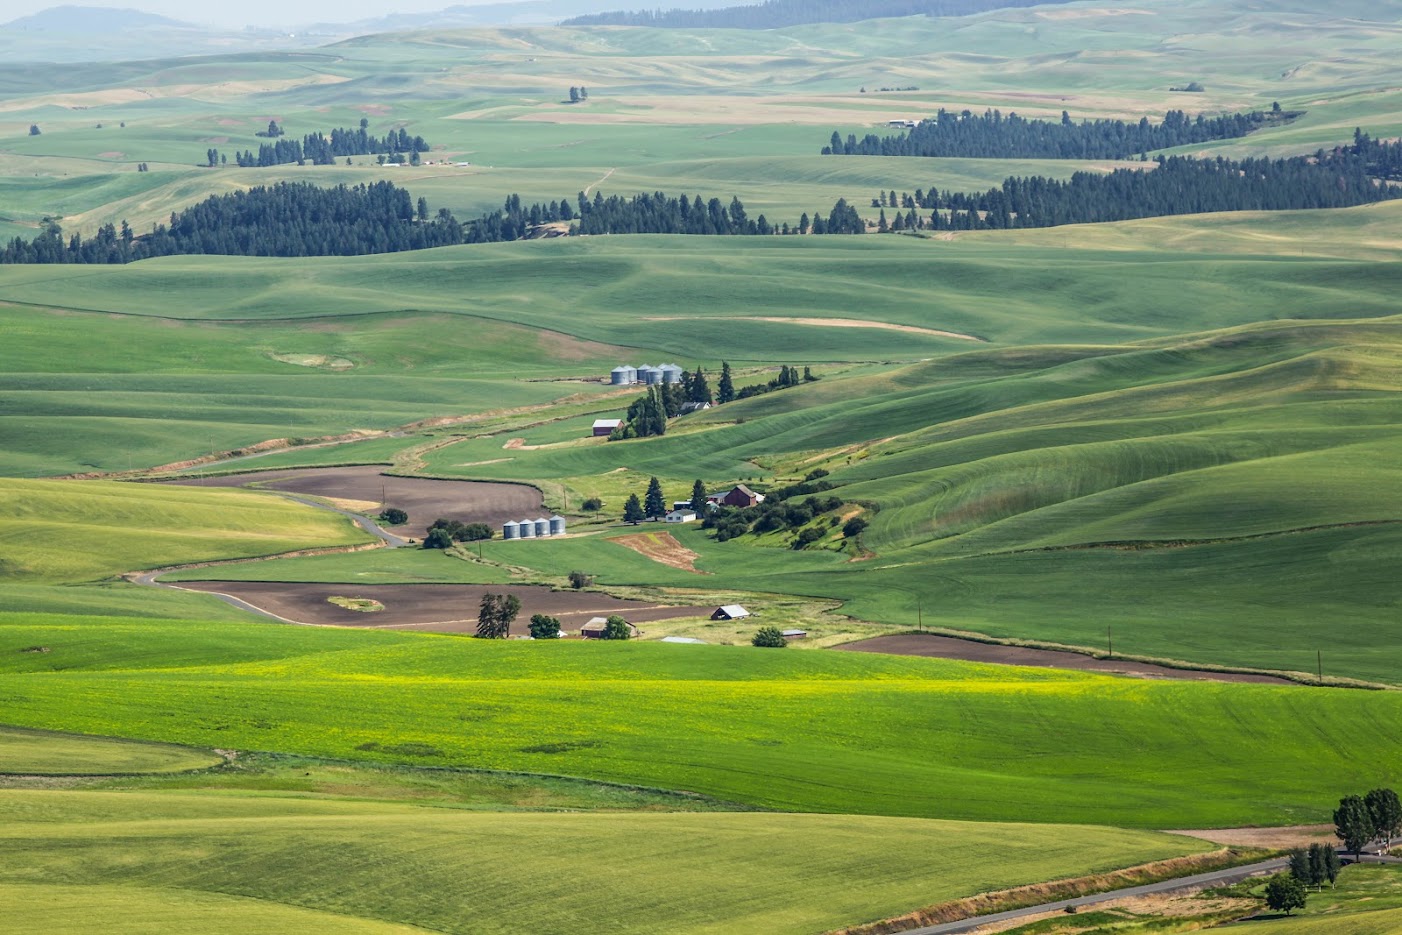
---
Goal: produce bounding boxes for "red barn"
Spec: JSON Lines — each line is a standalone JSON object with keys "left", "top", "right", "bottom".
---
{"left": 719, "top": 484, "right": 762, "bottom": 508}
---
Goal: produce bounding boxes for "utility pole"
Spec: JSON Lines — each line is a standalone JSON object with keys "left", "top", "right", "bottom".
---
{"left": 917, "top": 598, "right": 922, "bottom": 633}
{"left": 1107, "top": 625, "right": 1113, "bottom": 658}
{"left": 1318, "top": 649, "right": 1323, "bottom": 684}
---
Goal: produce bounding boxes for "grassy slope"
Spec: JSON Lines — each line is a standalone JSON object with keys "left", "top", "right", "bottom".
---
{"left": 3, "top": 613, "right": 1402, "bottom": 828}
{"left": 0, "top": 789, "right": 1206, "bottom": 935}
{"left": 0, "top": 478, "right": 372, "bottom": 583}
{"left": 0, "top": 727, "right": 220, "bottom": 775}
{"left": 1234, "top": 865, "right": 1402, "bottom": 934}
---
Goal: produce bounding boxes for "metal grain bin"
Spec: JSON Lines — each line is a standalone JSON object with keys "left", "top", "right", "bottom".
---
{"left": 534, "top": 518, "right": 551, "bottom": 537}
{"left": 518, "top": 518, "right": 536, "bottom": 538}
{"left": 659, "top": 364, "right": 684, "bottom": 384}
{"left": 610, "top": 366, "right": 632, "bottom": 386}
{"left": 549, "top": 515, "right": 566, "bottom": 536}
{"left": 501, "top": 520, "right": 520, "bottom": 540}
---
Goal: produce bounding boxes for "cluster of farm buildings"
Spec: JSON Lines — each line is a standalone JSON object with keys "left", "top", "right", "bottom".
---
{"left": 663, "top": 484, "right": 764, "bottom": 523}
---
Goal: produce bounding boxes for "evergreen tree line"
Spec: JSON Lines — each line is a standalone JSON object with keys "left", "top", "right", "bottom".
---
{"left": 869, "top": 141, "right": 1402, "bottom": 233}
{"left": 824, "top": 107, "right": 1299, "bottom": 160}
{"left": 563, "top": 0, "right": 1071, "bottom": 29}
{"left": 0, "top": 181, "right": 462, "bottom": 265}
{"left": 209, "top": 122, "right": 430, "bottom": 168}
{"left": 465, "top": 191, "right": 865, "bottom": 242}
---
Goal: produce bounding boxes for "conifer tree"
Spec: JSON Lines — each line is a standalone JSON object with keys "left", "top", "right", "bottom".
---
{"left": 644, "top": 476, "right": 667, "bottom": 521}
{"left": 718, "top": 361, "right": 736, "bottom": 403}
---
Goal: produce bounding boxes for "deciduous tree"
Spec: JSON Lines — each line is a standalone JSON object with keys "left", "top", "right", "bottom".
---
{"left": 528, "top": 613, "right": 562, "bottom": 639}
{"left": 1264, "top": 873, "right": 1307, "bottom": 915}
{"left": 1335, "top": 794, "right": 1377, "bottom": 858}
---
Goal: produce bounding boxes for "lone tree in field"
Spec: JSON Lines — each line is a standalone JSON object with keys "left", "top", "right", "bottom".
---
{"left": 378, "top": 507, "right": 408, "bottom": 526}
{"left": 567, "top": 570, "right": 592, "bottom": 589}
{"left": 690, "top": 479, "right": 708, "bottom": 512}
{"left": 603, "top": 615, "right": 632, "bottom": 640}
{"left": 1264, "top": 873, "right": 1307, "bottom": 915}
{"left": 581, "top": 497, "right": 602, "bottom": 513}
{"left": 644, "top": 476, "right": 667, "bottom": 521}
{"left": 1335, "top": 794, "right": 1377, "bottom": 858}
{"left": 476, "top": 592, "right": 521, "bottom": 639}
{"left": 528, "top": 613, "right": 561, "bottom": 639}
{"left": 1366, "top": 788, "right": 1402, "bottom": 847}
{"left": 623, "top": 493, "right": 645, "bottom": 525}
{"left": 751, "top": 626, "right": 788, "bottom": 648}
{"left": 28, "top": 124, "right": 40, "bottom": 136}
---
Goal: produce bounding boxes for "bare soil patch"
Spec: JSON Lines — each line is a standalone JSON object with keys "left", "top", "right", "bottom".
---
{"left": 1166, "top": 825, "right": 1336, "bottom": 850}
{"left": 170, "top": 581, "right": 708, "bottom": 635}
{"left": 839, "top": 634, "right": 1294, "bottom": 684}
{"left": 613, "top": 531, "right": 705, "bottom": 573}
{"left": 163, "top": 466, "right": 542, "bottom": 538}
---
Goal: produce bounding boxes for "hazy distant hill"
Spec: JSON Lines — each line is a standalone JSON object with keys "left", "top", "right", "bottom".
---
{"left": 307, "top": 0, "right": 737, "bottom": 33}
{"left": 564, "top": 0, "right": 1077, "bottom": 28}
{"left": 1, "top": 5, "right": 191, "bottom": 32}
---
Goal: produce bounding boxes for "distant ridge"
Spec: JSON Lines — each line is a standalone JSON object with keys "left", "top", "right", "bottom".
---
{"left": 564, "top": 0, "right": 1077, "bottom": 28}
{"left": 304, "top": 0, "right": 738, "bottom": 33}
{"left": 1, "top": 5, "right": 192, "bottom": 32}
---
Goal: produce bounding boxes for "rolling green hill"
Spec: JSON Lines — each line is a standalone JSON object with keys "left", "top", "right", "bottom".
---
{"left": 0, "top": 789, "right": 1208, "bottom": 935}
{"left": 2, "top": 613, "right": 1401, "bottom": 828}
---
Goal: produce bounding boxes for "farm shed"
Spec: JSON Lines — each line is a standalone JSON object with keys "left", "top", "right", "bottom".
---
{"left": 593, "top": 419, "right": 623, "bottom": 437}
{"left": 580, "top": 616, "right": 639, "bottom": 639}
{"left": 665, "top": 510, "right": 697, "bottom": 523}
{"left": 781, "top": 629, "right": 808, "bottom": 640}
{"left": 679, "top": 401, "right": 711, "bottom": 414}
{"left": 710, "top": 605, "right": 750, "bottom": 621}
{"left": 719, "top": 484, "right": 763, "bottom": 508}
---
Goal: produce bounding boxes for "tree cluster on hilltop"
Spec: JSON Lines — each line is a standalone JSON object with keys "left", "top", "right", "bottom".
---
{"left": 824, "top": 107, "right": 1301, "bottom": 160}
{"left": 207, "top": 119, "right": 430, "bottom": 169}
{"left": 563, "top": 0, "right": 1073, "bottom": 29}
{"left": 0, "top": 181, "right": 462, "bottom": 264}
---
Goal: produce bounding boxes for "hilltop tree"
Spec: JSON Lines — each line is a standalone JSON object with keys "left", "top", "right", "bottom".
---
{"left": 28, "top": 124, "right": 40, "bottom": 136}
{"left": 623, "top": 493, "right": 645, "bottom": 525}
{"left": 377, "top": 507, "right": 408, "bottom": 526}
{"left": 1366, "top": 788, "right": 1402, "bottom": 846}
{"left": 528, "top": 613, "right": 562, "bottom": 639}
{"left": 1335, "top": 794, "right": 1377, "bottom": 858}
{"left": 1265, "top": 874, "right": 1307, "bottom": 916}
{"left": 644, "top": 476, "right": 667, "bottom": 521}
{"left": 569, "top": 86, "right": 580, "bottom": 103}
{"left": 717, "top": 361, "right": 735, "bottom": 403}
{"left": 691, "top": 479, "right": 709, "bottom": 513}
{"left": 476, "top": 592, "right": 521, "bottom": 639}
{"left": 581, "top": 497, "right": 602, "bottom": 513}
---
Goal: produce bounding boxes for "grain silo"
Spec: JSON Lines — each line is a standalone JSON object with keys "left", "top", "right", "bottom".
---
{"left": 659, "top": 363, "right": 684, "bottom": 384}
{"left": 641, "top": 366, "right": 664, "bottom": 385}
{"left": 610, "top": 366, "right": 634, "bottom": 386}
{"left": 549, "top": 515, "right": 567, "bottom": 536}
{"left": 501, "top": 520, "right": 520, "bottom": 540}
{"left": 518, "top": 518, "right": 536, "bottom": 538}
{"left": 534, "top": 517, "right": 551, "bottom": 537}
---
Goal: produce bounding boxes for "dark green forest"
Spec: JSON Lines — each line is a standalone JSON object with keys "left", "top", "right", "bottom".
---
{"left": 564, "top": 0, "right": 1073, "bottom": 28}
{"left": 871, "top": 137, "right": 1402, "bottom": 232}
{"left": 0, "top": 181, "right": 461, "bottom": 264}
{"left": 824, "top": 107, "right": 1300, "bottom": 160}
{"left": 465, "top": 191, "right": 866, "bottom": 241}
